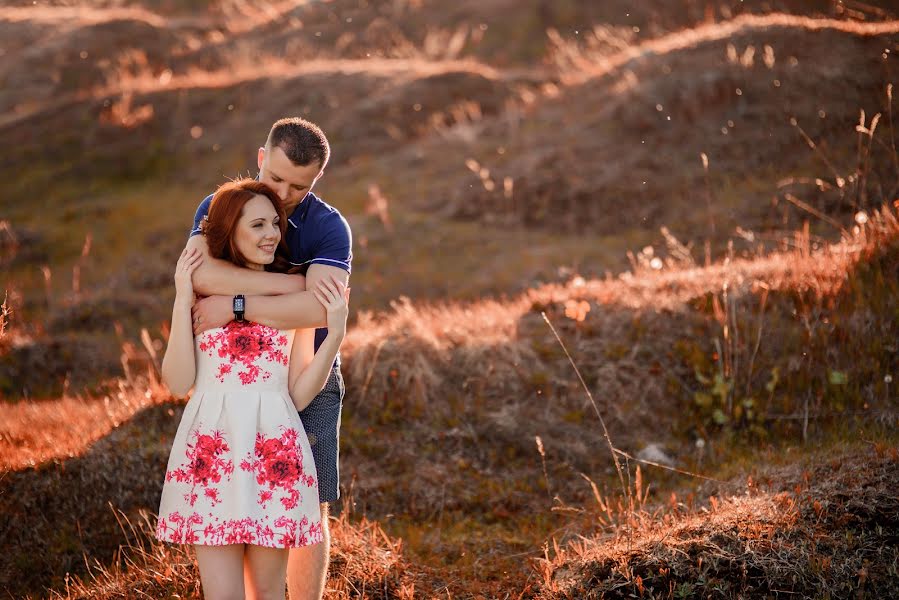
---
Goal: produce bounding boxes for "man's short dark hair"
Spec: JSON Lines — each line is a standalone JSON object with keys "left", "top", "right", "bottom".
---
{"left": 266, "top": 117, "right": 330, "bottom": 171}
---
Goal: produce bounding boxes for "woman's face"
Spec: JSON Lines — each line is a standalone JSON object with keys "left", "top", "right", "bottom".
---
{"left": 234, "top": 194, "right": 281, "bottom": 269}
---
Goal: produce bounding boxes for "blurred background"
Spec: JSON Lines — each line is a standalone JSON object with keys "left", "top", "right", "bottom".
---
{"left": 1, "top": 0, "right": 898, "bottom": 393}
{"left": 1, "top": 1, "right": 898, "bottom": 598}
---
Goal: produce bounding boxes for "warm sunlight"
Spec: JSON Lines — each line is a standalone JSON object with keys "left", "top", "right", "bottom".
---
{"left": 1, "top": 1, "right": 897, "bottom": 598}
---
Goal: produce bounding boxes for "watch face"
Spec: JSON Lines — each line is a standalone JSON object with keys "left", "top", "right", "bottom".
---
{"left": 234, "top": 297, "right": 245, "bottom": 311}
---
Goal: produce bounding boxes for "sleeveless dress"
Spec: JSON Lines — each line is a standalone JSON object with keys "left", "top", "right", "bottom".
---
{"left": 155, "top": 321, "right": 323, "bottom": 548}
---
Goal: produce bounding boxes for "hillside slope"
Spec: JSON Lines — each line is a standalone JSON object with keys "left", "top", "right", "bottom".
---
{"left": 3, "top": 203, "right": 896, "bottom": 597}
{"left": 2, "top": 3, "right": 898, "bottom": 399}
{"left": 2, "top": 2, "right": 898, "bottom": 596}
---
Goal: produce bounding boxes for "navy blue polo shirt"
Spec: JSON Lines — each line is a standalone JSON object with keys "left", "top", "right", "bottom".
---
{"left": 190, "top": 190, "right": 353, "bottom": 355}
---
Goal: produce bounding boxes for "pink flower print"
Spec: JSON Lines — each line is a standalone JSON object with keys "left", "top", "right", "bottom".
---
{"left": 166, "top": 429, "right": 233, "bottom": 507}
{"left": 280, "top": 488, "right": 300, "bottom": 510}
{"left": 204, "top": 488, "right": 221, "bottom": 505}
{"left": 272, "top": 349, "right": 288, "bottom": 365}
{"left": 216, "top": 363, "right": 232, "bottom": 382}
{"left": 199, "top": 321, "right": 288, "bottom": 385}
{"left": 203, "top": 522, "right": 216, "bottom": 539}
{"left": 240, "top": 427, "right": 315, "bottom": 510}
{"left": 159, "top": 511, "right": 205, "bottom": 544}
{"left": 225, "top": 328, "right": 264, "bottom": 361}
{"left": 223, "top": 517, "right": 257, "bottom": 545}
{"left": 239, "top": 364, "right": 262, "bottom": 385}
{"left": 157, "top": 512, "right": 323, "bottom": 548}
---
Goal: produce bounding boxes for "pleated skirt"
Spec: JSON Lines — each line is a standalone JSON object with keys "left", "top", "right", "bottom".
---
{"left": 155, "top": 388, "right": 323, "bottom": 548}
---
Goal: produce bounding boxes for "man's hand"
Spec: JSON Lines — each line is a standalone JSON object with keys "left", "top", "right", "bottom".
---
{"left": 192, "top": 295, "right": 233, "bottom": 334}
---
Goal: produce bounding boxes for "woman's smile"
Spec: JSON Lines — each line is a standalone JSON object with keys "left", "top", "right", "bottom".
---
{"left": 232, "top": 194, "right": 283, "bottom": 268}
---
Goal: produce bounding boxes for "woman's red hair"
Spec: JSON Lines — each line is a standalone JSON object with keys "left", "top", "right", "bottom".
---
{"left": 203, "top": 179, "right": 292, "bottom": 272}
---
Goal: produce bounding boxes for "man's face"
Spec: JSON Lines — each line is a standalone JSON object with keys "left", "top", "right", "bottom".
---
{"left": 257, "top": 144, "right": 322, "bottom": 215}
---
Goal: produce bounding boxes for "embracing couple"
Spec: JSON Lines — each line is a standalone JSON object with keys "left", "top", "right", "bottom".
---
{"left": 154, "top": 117, "right": 352, "bottom": 600}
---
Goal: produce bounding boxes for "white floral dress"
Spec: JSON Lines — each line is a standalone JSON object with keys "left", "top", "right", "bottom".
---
{"left": 155, "top": 321, "right": 322, "bottom": 548}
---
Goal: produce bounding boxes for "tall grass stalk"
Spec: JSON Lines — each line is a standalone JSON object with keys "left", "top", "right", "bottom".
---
{"left": 0, "top": 290, "right": 10, "bottom": 338}
{"left": 540, "top": 312, "right": 628, "bottom": 505}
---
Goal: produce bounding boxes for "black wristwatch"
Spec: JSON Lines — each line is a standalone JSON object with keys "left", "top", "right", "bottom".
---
{"left": 233, "top": 294, "right": 246, "bottom": 322}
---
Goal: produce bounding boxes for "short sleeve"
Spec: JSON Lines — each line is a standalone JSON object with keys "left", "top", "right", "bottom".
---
{"left": 189, "top": 194, "right": 214, "bottom": 238}
{"left": 311, "top": 212, "right": 353, "bottom": 273}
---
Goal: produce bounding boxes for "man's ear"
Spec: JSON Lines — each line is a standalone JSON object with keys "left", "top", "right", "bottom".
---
{"left": 313, "top": 168, "right": 325, "bottom": 184}
{"left": 257, "top": 146, "right": 265, "bottom": 170}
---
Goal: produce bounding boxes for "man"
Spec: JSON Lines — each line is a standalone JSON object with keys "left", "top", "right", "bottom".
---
{"left": 185, "top": 117, "right": 351, "bottom": 600}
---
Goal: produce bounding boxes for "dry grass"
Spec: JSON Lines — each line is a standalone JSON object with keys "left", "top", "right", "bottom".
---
{"left": 534, "top": 442, "right": 899, "bottom": 599}
{"left": 48, "top": 505, "right": 413, "bottom": 599}
{"left": 342, "top": 202, "right": 899, "bottom": 429}
{"left": 3, "top": 3, "right": 899, "bottom": 596}
{"left": 0, "top": 394, "right": 417, "bottom": 599}
{"left": 2, "top": 202, "right": 896, "bottom": 597}
{"left": 0, "top": 384, "right": 164, "bottom": 471}
{"left": 449, "top": 24, "right": 899, "bottom": 236}
{"left": 548, "top": 13, "right": 899, "bottom": 85}
{"left": 336, "top": 202, "right": 897, "bottom": 594}
{"left": 2, "top": 207, "right": 896, "bottom": 597}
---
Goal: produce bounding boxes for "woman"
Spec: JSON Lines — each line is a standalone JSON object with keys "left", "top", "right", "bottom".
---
{"left": 155, "top": 178, "right": 348, "bottom": 599}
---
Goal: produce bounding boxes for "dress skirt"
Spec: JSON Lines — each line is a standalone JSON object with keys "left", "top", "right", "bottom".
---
{"left": 155, "top": 323, "right": 322, "bottom": 548}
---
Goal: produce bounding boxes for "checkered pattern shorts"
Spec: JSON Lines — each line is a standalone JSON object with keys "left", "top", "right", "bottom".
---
{"left": 298, "top": 365, "right": 345, "bottom": 504}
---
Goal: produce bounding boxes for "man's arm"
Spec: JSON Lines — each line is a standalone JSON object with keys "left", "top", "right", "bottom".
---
{"left": 242, "top": 264, "right": 349, "bottom": 330}
{"left": 189, "top": 205, "right": 351, "bottom": 333}
{"left": 191, "top": 264, "right": 349, "bottom": 333}
{"left": 186, "top": 234, "right": 305, "bottom": 296}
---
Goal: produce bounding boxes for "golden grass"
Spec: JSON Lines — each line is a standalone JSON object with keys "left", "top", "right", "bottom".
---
{"left": 2, "top": 203, "right": 895, "bottom": 598}
{"left": 3, "top": 3, "right": 898, "bottom": 596}
{"left": 0, "top": 381, "right": 167, "bottom": 471}
{"left": 49, "top": 505, "right": 413, "bottom": 599}
{"left": 343, "top": 202, "right": 897, "bottom": 412}
{"left": 549, "top": 13, "right": 899, "bottom": 84}
{"left": 535, "top": 442, "right": 899, "bottom": 599}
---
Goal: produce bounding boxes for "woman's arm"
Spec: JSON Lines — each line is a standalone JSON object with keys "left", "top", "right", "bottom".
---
{"left": 288, "top": 332, "right": 343, "bottom": 412}
{"left": 185, "top": 234, "right": 305, "bottom": 296}
{"left": 287, "top": 276, "right": 349, "bottom": 411}
{"left": 161, "top": 247, "right": 203, "bottom": 397}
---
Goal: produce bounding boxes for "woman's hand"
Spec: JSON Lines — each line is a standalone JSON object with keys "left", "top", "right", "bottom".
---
{"left": 312, "top": 275, "right": 350, "bottom": 338}
{"left": 174, "top": 246, "right": 203, "bottom": 304}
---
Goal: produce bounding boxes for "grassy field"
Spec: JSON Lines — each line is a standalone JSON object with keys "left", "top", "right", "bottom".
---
{"left": 3, "top": 201, "right": 897, "bottom": 597}
{"left": 2, "top": 1, "right": 898, "bottom": 597}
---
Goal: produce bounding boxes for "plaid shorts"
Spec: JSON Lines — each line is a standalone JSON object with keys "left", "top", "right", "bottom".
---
{"left": 298, "top": 365, "right": 345, "bottom": 504}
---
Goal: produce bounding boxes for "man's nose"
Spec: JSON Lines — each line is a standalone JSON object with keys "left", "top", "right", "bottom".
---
{"left": 275, "top": 184, "right": 289, "bottom": 200}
